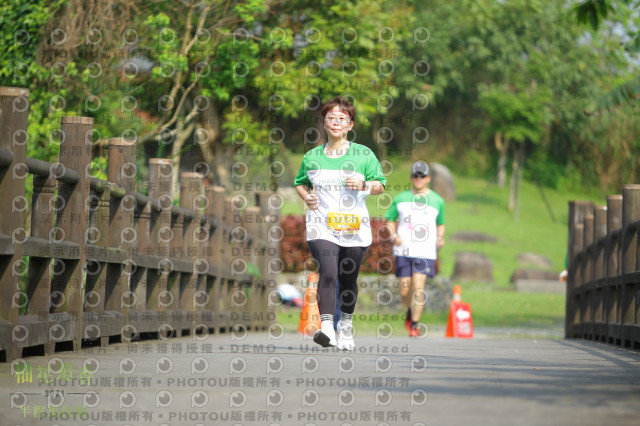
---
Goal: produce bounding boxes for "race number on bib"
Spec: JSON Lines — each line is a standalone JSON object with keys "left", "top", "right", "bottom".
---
{"left": 327, "top": 212, "right": 361, "bottom": 234}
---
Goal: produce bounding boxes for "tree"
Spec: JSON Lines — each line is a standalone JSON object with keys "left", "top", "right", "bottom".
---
{"left": 477, "top": 82, "right": 551, "bottom": 216}
{"left": 5, "top": 0, "right": 640, "bottom": 198}
{"left": 408, "top": 0, "right": 640, "bottom": 194}
{"left": 575, "top": 0, "right": 640, "bottom": 110}
{"left": 2, "top": 0, "right": 418, "bottom": 196}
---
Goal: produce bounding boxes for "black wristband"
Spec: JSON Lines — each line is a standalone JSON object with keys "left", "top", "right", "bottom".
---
{"left": 362, "top": 180, "right": 367, "bottom": 191}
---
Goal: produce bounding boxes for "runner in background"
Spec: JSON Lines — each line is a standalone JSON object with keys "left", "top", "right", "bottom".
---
{"left": 559, "top": 253, "right": 568, "bottom": 281}
{"left": 294, "top": 96, "right": 386, "bottom": 350}
{"left": 384, "top": 161, "right": 445, "bottom": 337}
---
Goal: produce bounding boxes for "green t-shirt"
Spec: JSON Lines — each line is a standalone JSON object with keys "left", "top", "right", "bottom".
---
{"left": 384, "top": 189, "right": 445, "bottom": 259}
{"left": 294, "top": 143, "right": 386, "bottom": 247}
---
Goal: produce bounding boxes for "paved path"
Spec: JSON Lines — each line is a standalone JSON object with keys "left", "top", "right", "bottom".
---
{"left": 1, "top": 332, "right": 639, "bottom": 426}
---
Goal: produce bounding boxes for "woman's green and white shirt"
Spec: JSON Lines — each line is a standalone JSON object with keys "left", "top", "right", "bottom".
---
{"left": 294, "top": 143, "right": 386, "bottom": 247}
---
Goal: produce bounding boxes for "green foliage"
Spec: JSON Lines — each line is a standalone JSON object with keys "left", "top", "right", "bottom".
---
{"left": 453, "top": 150, "right": 493, "bottom": 179}
{"left": 592, "top": 74, "right": 640, "bottom": 111}
{"left": 574, "top": 0, "right": 617, "bottom": 30}
{"left": 0, "top": 0, "right": 69, "bottom": 163}
{"left": 252, "top": 0, "right": 418, "bottom": 124}
{"left": 3, "top": 0, "right": 640, "bottom": 196}
{"left": 246, "top": 262, "right": 261, "bottom": 280}
{"left": 1, "top": 0, "right": 70, "bottom": 214}
{"left": 234, "top": 0, "right": 265, "bottom": 25}
{"left": 409, "top": 0, "right": 640, "bottom": 191}
{"left": 574, "top": 0, "right": 640, "bottom": 111}
{"left": 222, "top": 110, "right": 269, "bottom": 149}
{"left": 477, "top": 83, "right": 552, "bottom": 144}
{"left": 525, "top": 150, "right": 565, "bottom": 189}
{"left": 0, "top": 0, "right": 64, "bottom": 77}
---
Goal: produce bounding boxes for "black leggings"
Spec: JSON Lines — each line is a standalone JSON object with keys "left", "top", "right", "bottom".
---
{"left": 307, "top": 239, "right": 369, "bottom": 315}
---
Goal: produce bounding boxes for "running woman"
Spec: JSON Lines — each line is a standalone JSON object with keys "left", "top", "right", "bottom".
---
{"left": 384, "top": 161, "right": 445, "bottom": 337}
{"left": 294, "top": 96, "right": 386, "bottom": 350}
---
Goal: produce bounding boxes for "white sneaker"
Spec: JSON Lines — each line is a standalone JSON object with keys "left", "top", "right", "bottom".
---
{"left": 313, "top": 322, "right": 337, "bottom": 347}
{"left": 336, "top": 320, "right": 355, "bottom": 351}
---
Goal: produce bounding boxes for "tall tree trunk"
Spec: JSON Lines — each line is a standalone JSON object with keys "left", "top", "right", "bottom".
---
{"left": 170, "top": 123, "right": 195, "bottom": 201}
{"left": 495, "top": 131, "right": 508, "bottom": 187}
{"left": 170, "top": 139, "right": 183, "bottom": 202}
{"left": 214, "top": 146, "right": 232, "bottom": 188}
{"left": 196, "top": 102, "right": 221, "bottom": 185}
{"left": 509, "top": 142, "right": 525, "bottom": 218}
{"left": 196, "top": 136, "right": 216, "bottom": 178}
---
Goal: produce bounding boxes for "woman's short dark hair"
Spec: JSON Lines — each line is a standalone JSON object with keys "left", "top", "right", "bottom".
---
{"left": 320, "top": 96, "right": 356, "bottom": 122}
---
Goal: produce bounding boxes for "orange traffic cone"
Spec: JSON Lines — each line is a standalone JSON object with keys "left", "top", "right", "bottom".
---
{"left": 445, "top": 285, "right": 474, "bottom": 338}
{"left": 298, "top": 273, "right": 321, "bottom": 336}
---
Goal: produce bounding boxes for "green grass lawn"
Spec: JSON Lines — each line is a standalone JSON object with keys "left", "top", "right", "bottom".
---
{"left": 459, "top": 286, "right": 565, "bottom": 327}
{"left": 439, "top": 175, "right": 604, "bottom": 285}
{"left": 279, "top": 154, "right": 603, "bottom": 334}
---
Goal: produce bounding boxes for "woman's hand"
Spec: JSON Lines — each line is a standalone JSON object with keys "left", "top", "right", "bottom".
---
{"left": 304, "top": 193, "right": 320, "bottom": 210}
{"left": 345, "top": 177, "right": 365, "bottom": 191}
{"left": 394, "top": 234, "right": 402, "bottom": 246}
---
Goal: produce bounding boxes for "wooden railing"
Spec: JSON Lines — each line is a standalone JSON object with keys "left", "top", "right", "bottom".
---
{"left": 566, "top": 185, "right": 640, "bottom": 349}
{"left": 0, "top": 87, "right": 280, "bottom": 361}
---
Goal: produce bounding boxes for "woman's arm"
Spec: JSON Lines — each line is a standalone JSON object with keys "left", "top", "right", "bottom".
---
{"left": 295, "top": 184, "right": 319, "bottom": 210}
{"left": 365, "top": 180, "right": 385, "bottom": 195}
{"left": 344, "top": 178, "right": 385, "bottom": 195}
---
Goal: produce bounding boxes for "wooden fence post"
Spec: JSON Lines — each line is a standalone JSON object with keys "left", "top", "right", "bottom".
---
{"left": 167, "top": 205, "right": 187, "bottom": 337}
{"left": 148, "top": 159, "right": 173, "bottom": 336}
{"left": 220, "top": 196, "right": 235, "bottom": 330}
{"left": 190, "top": 183, "right": 209, "bottom": 331}
{"left": 257, "top": 191, "right": 282, "bottom": 328}
{"left": 227, "top": 195, "right": 245, "bottom": 329}
{"left": 180, "top": 172, "right": 204, "bottom": 332}
{"left": 24, "top": 173, "right": 58, "bottom": 356}
{"left": 244, "top": 205, "right": 261, "bottom": 330}
{"left": 85, "top": 180, "right": 110, "bottom": 347}
{"left": 607, "top": 195, "right": 623, "bottom": 232}
{"left": 621, "top": 184, "right": 640, "bottom": 347}
{"left": 236, "top": 209, "right": 252, "bottom": 328}
{"left": 583, "top": 213, "right": 594, "bottom": 338}
{"left": 107, "top": 137, "right": 136, "bottom": 341}
{"left": 27, "top": 175, "right": 56, "bottom": 321}
{"left": 52, "top": 116, "right": 93, "bottom": 352}
{"left": 206, "top": 186, "right": 226, "bottom": 333}
{"left": 593, "top": 205, "right": 607, "bottom": 338}
{"left": 573, "top": 223, "right": 584, "bottom": 329}
{"left": 605, "top": 195, "right": 623, "bottom": 344}
{"left": 593, "top": 207, "right": 607, "bottom": 281}
{"left": 583, "top": 214, "right": 594, "bottom": 285}
{"left": 0, "top": 87, "right": 29, "bottom": 361}
{"left": 130, "top": 189, "right": 153, "bottom": 334}
{"left": 566, "top": 201, "right": 593, "bottom": 338}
